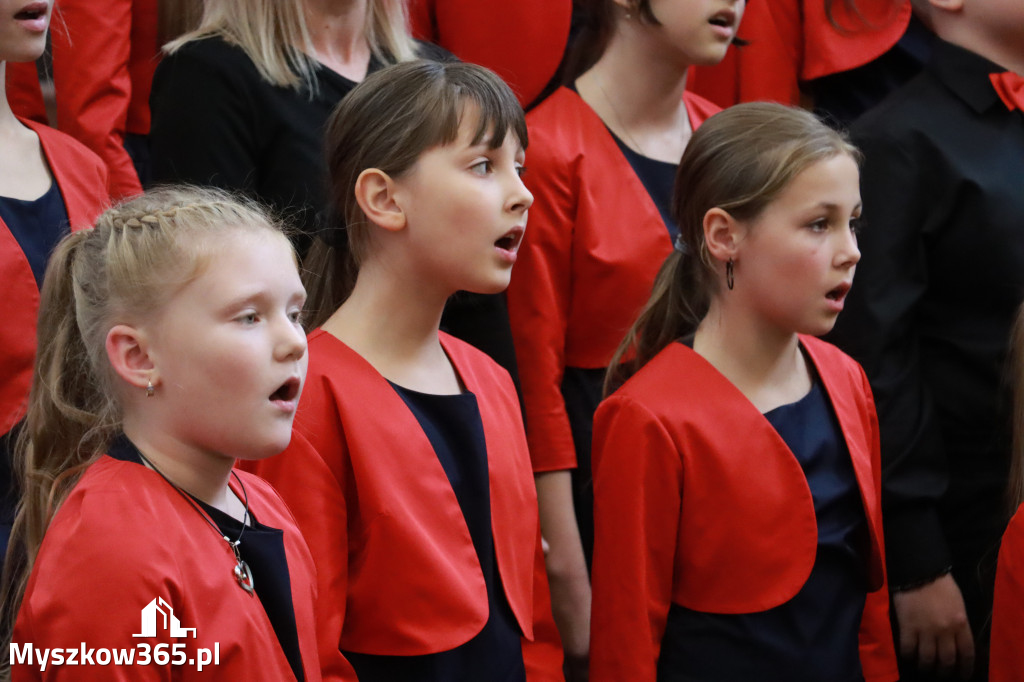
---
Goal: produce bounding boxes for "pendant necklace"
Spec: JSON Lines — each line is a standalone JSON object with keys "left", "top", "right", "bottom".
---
{"left": 138, "top": 452, "right": 255, "bottom": 595}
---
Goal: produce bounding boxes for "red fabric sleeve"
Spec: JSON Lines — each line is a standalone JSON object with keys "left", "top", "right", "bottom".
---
{"left": 507, "top": 125, "right": 579, "bottom": 472}
{"left": 589, "top": 396, "right": 682, "bottom": 682}
{"left": 242, "top": 430, "right": 359, "bottom": 682}
{"left": 856, "top": 369, "right": 899, "bottom": 681}
{"left": 49, "top": 0, "right": 143, "bottom": 199}
{"left": 990, "top": 505, "right": 1024, "bottom": 682}
{"left": 406, "top": 0, "right": 572, "bottom": 108}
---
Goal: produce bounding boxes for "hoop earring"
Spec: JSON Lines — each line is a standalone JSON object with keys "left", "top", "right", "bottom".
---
{"left": 726, "top": 259, "right": 735, "bottom": 291}
{"left": 146, "top": 380, "right": 155, "bottom": 398}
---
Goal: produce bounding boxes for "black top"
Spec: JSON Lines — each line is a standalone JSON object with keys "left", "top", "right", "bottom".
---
{"left": 341, "top": 384, "right": 525, "bottom": 682}
{"left": 658, "top": 381, "right": 868, "bottom": 682}
{"left": 0, "top": 181, "right": 69, "bottom": 288}
{"left": 196, "top": 500, "right": 305, "bottom": 682}
{"left": 610, "top": 136, "right": 679, "bottom": 240}
{"left": 149, "top": 36, "right": 449, "bottom": 256}
{"left": 828, "top": 38, "right": 1024, "bottom": 590}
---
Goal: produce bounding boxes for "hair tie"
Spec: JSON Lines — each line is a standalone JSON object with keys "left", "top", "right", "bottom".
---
{"left": 673, "top": 234, "right": 690, "bottom": 256}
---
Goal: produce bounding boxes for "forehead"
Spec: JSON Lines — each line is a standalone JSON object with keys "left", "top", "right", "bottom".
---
{"left": 774, "top": 154, "right": 861, "bottom": 207}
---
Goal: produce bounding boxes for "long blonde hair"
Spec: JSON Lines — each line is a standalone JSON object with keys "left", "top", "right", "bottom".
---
{"left": 165, "top": 0, "right": 417, "bottom": 91}
{"left": 605, "top": 103, "right": 859, "bottom": 394}
{"left": 0, "top": 187, "right": 286, "bottom": 659}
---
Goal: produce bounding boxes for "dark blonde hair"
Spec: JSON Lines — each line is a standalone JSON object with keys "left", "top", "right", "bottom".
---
{"left": 0, "top": 187, "right": 287, "bottom": 655}
{"left": 303, "top": 59, "right": 528, "bottom": 329}
{"left": 605, "top": 102, "right": 860, "bottom": 393}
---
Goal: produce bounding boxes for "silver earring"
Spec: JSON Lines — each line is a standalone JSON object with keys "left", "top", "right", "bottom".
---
{"left": 726, "top": 259, "right": 735, "bottom": 290}
{"left": 146, "top": 380, "right": 155, "bottom": 398}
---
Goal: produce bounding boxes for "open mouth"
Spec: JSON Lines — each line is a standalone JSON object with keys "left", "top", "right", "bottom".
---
{"left": 826, "top": 283, "right": 851, "bottom": 302}
{"left": 269, "top": 377, "right": 301, "bottom": 403}
{"left": 708, "top": 10, "right": 735, "bottom": 28}
{"left": 14, "top": 2, "right": 47, "bottom": 20}
{"left": 495, "top": 227, "right": 524, "bottom": 253}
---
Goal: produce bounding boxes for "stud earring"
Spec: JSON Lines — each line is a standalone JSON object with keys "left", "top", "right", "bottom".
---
{"left": 146, "top": 380, "right": 155, "bottom": 398}
{"left": 726, "top": 259, "right": 735, "bottom": 291}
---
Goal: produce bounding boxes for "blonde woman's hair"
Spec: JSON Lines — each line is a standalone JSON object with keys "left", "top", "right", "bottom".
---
{"left": 605, "top": 103, "right": 860, "bottom": 394}
{"left": 1008, "top": 305, "right": 1024, "bottom": 514}
{"left": 0, "top": 187, "right": 287, "bottom": 662}
{"left": 164, "top": 0, "right": 417, "bottom": 91}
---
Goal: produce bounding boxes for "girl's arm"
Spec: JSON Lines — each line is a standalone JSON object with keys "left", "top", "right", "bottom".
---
{"left": 535, "top": 471, "right": 590, "bottom": 681}
{"left": 521, "top": 516, "right": 570, "bottom": 682}
{"left": 589, "top": 396, "right": 681, "bottom": 682}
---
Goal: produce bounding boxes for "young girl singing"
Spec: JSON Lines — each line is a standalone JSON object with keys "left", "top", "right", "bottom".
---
{"left": 2, "top": 188, "right": 321, "bottom": 681}
{"left": 589, "top": 103, "right": 897, "bottom": 682}
{"left": 243, "top": 60, "right": 563, "bottom": 681}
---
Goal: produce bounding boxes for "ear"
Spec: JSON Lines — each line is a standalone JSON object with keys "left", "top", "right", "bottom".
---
{"left": 702, "top": 207, "right": 744, "bottom": 263}
{"left": 354, "top": 168, "right": 406, "bottom": 232}
{"left": 105, "top": 324, "right": 156, "bottom": 392}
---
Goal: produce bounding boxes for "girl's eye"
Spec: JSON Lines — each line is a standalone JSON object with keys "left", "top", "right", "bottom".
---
{"left": 808, "top": 218, "right": 829, "bottom": 232}
{"left": 849, "top": 217, "right": 864, "bottom": 235}
{"left": 238, "top": 312, "right": 260, "bottom": 325}
{"left": 289, "top": 309, "right": 304, "bottom": 326}
{"left": 516, "top": 165, "right": 527, "bottom": 178}
{"left": 470, "top": 159, "right": 493, "bottom": 175}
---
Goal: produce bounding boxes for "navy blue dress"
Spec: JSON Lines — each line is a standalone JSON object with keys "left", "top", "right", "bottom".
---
{"left": 657, "top": 378, "right": 870, "bottom": 682}
{"left": 342, "top": 384, "right": 526, "bottom": 682}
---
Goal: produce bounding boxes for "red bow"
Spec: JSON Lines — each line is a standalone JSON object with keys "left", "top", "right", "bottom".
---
{"left": 990, "top": 71, "right": 1024, "bottom": 111}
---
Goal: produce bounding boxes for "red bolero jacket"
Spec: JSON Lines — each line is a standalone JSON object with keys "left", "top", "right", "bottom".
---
{"left": 0, "top": 120, "right": 107, "bottom": 436}
{"left": 689, "top": 0, "right": 912, "bottom": 108}
{"left": 242, "top": 330, "right": 563, "bottom": 681}
{"left": 990, "top": 503, "right": 1024, "bottom": 682}
{"left": 5, "top": 0, "right": 156, "bottom": 198}
{"left": 12, "top": 455, "right": 322, "bottom": 681}
{"left": 589, "top": 336, "right": 897, "bottom": 681}
{"left": 406, "top": 0, "right": 572, "bottom": 108}
{"left": 506, "top": 86, "right": 719, "bottom": 473}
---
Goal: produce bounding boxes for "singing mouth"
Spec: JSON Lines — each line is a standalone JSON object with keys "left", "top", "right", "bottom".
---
{"left": 14, "top": 2, "right": 47, "bottom": 20}
{"left": 269, "top": 376, "right": 301, "bottom": 403}
{"left": 826, "top": 282, "right": 851, "bottom": 302}
{"left": 495, "top": 227, "right": 525, "bottom": 253}
{"left": 708, "top": 9, "right": 736, "bottom": 29}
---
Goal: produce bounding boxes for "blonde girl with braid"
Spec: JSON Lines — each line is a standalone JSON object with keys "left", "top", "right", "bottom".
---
{"left": 1, "top": 187, "right": 322, "bottom": 681}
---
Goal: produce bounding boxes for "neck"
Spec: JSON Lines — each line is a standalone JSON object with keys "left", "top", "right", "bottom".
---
{"left": 0, "top": 62, "right": 18, "bottom": 131}
{"left": 935, "top": 25, "right": 1024, "bottom": 76}
{"left": 575, "top": 28, "right": 691, "bottom": 162}
{"left": 302, "top": 0, "right": 372, "bottom": 79}
{"left": 693, "top": 298, "right": 808, "bottom": 412}
{"left": 320, "top": 255, "right": 458, "bottom": 391}
{"left": 122, "top": 416, "right": 236, "bottom": 511}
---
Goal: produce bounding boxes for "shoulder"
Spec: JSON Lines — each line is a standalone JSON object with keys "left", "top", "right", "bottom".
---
{"left": 155, "top": 35, "right": 261, "bottom": 90}
{"left": 439, "top": 332, "right": 518, "bottom": 396}
{"left": 851, "top": 71, "right": 949, "bottom": 147}
{"left": 526, "top": 87, "right": 596, "bottom": 146}
{"left": 604, "top": 343, "right": 696, "bottom": 415}
{"left": 802, "top": 335, "right": 868, "bottom": 382}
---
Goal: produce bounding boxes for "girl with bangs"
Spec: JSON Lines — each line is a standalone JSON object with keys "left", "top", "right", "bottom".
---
{"left": 242, "top": 60, "right": 563, "bottom": 681}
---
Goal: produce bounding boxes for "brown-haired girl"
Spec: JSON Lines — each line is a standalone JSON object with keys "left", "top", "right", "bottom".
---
{"left": 242, "top": 60, "right": 563, "bottom": 681}
{"left": 989, "top": 307, "right": 1024, "bottom": 682}
{"left": 503, "top": 2, "right": 744, "bottom": 672}
{"left": 2, "top": 188, "right": 321, "bottom": 681}
{"left": 590, "top": 102, "right": 897, "bottom": 681}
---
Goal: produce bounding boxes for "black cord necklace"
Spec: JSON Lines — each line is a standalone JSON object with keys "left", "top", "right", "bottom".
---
{"left": 137, "top": 452, "right": 255, "bottom": 595}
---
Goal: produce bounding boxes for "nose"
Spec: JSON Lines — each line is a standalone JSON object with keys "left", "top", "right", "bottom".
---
{"left": 836, "top": 224, "right": 861, "bottom": 268}
{"left": 506, "top": 170, "right": 534, "bottom": 215}
{"left": 275, "top": 314, "right": 308, "bottom": 362}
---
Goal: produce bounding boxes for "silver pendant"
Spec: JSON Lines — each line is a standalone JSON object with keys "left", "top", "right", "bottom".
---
{"left": 234, "top": 560, "right": 255, "bottom": 594}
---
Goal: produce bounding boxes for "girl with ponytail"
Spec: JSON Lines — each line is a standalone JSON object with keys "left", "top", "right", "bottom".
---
{"left": 2, "top": 188, "right": 322, "bottom": 681}
{"left": 590, "top": 102, "right": 897, "bottom": 681}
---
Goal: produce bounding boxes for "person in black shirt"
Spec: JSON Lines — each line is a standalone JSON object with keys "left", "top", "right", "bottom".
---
{"left": 829, "top": 1, "right": 1024, "bottom": 679}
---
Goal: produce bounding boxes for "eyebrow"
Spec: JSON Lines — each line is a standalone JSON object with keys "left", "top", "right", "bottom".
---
{"left": 811, "top": 201, "right": 863, "bottom": 212}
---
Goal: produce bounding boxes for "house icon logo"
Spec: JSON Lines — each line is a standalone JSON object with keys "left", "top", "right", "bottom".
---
{"left": 132, "top": 597, "right": 197, "bottom": 639}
